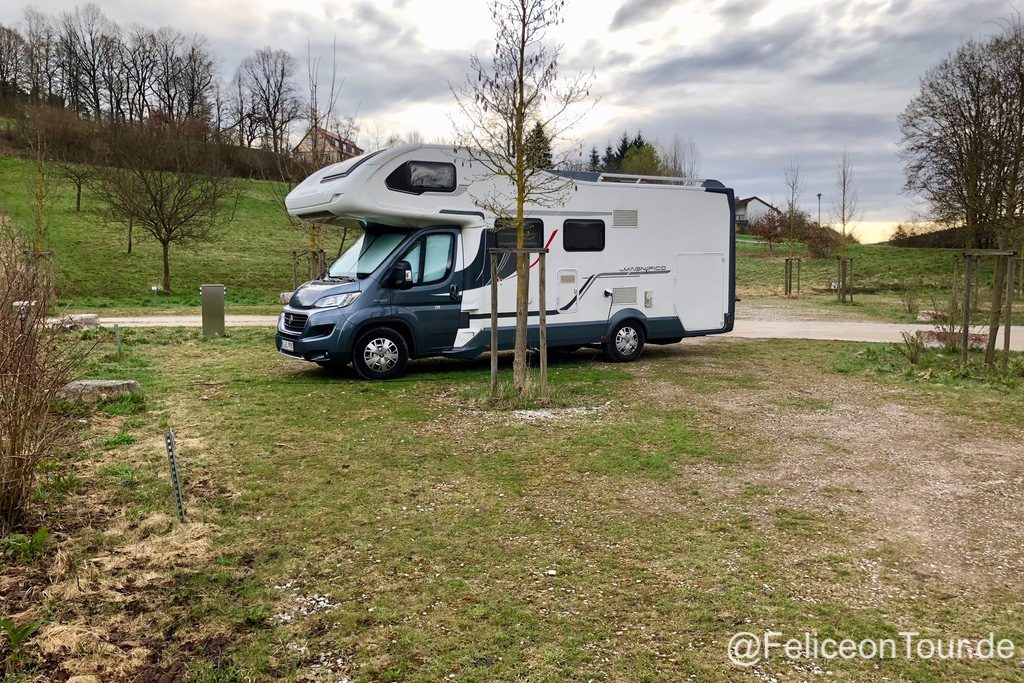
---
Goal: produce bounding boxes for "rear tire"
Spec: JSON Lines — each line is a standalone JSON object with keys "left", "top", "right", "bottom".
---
{"left": 352, "top": 327, "right": 409, "bottom": 380}
{"left": 603, "top": 320, "right": 645, "bottom": 362}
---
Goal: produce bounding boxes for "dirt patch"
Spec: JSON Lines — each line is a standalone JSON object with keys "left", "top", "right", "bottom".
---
{"left": 16, "top": 512, "right": 219, "bottom": 679}
{"left": 1, "top": 406, "right": 222, "bottom": 681}
{"left": 635, "top": 341, "right": 1024, "bottom": 597}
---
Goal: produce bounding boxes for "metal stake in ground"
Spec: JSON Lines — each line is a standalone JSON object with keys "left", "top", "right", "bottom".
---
{"left": 164, "top": 430, "right": 187, "bottom": 523}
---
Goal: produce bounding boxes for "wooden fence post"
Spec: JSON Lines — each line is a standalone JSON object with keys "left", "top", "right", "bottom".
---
{"left": 490, "top": 252, "right": 499, "bottom": 399}
{"left": 539, "top": 251, "right": 547, "bottom": 397}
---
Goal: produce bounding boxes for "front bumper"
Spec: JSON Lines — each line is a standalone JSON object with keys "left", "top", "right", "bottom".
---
{"left": 275, "top": 307, "right": 353, "bottom": 364}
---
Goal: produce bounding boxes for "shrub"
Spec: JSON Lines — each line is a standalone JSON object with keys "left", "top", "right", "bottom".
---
{"left": 899, "top": 280, "right": 921, "bottom": 316}
{"left": 748, "top": 212, "right": 785, "bottom": 254}
{"left": 895, "top": 331, "right": 925, "bottom": 365}
{"left": 0, "top": 218, "right": 88, "bottom": 532}
{"left": 806, "top": 225, "right": 840, "bottom": 258}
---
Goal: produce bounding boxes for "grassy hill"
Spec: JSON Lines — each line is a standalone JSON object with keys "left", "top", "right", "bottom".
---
{"left": 0, "top": 155, "right": 349, "bottom": 310}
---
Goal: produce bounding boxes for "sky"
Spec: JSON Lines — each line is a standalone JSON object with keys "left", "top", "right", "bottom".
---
{"left": 3, "top": 0, "right": 1019, "bottom": 242}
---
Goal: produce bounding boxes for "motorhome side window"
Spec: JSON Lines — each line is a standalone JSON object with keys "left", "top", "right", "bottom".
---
{"left": 398, "top": 233, "right": 455, "bottom": 285}
{"left": 493, "top": 218, "right": 544, "bottom": 249}
{"left": 385, "top": 161, "right": 457, "bottom": 194}
{"left": 563, "top": 219, "right": 605, "bottom": 252}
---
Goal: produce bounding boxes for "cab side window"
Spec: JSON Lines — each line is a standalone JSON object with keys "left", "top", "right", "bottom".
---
{"left": 399, "top": 233, "right": 455, "bottom": 286}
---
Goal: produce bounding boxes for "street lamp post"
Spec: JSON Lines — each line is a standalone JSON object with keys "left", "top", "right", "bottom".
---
{"left": 817, "top": 192, "right": 822, "bottom": 227}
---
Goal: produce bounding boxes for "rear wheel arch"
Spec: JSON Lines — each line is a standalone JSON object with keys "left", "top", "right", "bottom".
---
{"left": 603, "top": 316, "right": 646, "bottom": 363}
{"left": 606, "top": 310, "right": 649, "bottom": 340}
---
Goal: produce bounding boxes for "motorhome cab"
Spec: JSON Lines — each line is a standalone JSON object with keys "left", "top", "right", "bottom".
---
{"left": 278, "top": 144, "right": 735, "bottom": 379}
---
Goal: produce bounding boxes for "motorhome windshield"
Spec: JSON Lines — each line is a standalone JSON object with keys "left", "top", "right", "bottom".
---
{"left": 328, "top": 230, "right": 408, "bottom": 279}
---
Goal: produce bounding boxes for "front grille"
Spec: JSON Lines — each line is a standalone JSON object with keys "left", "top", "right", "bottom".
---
{"left": 282, "top": 312, "right": 308, "bottom": 335}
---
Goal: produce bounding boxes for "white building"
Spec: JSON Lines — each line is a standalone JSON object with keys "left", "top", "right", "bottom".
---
{"left": 735, "top": 196, "right": 780, "bottom": 230}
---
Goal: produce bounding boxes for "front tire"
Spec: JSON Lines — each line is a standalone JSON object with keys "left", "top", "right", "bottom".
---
{"left": 603, "top": 320, "right": 645, "bottom": 362}
{"left": 352, "top": 327, "right": 409, "bottom": 380}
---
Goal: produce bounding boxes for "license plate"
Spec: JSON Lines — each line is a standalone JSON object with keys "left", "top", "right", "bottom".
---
{"left": 281, "top": 339, "right": 294, "bottom": 352}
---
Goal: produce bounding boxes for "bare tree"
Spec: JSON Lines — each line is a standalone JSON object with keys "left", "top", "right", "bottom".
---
{"left": 783, "top": 156, "right": 803, "bottom": 255}
{"left": 92, "top": 124, "right": 239, "bottom": 292}
{"left": 0, "top": 218, "right": 87, "bottom": 533}
{"left": 0, "top": 24, "right": 26, "bottom": 101}
{"left": 150, "top": 26, "right": 184, "bottom": 120}
{"left": 659, "top": 133, "right": 701, "bottom": 178}
{"left": 179, "top": 34, "right": 214, "bottom": 123}
{"left": 452, "top": 0, "right": 592, "bottom": 395}
{"left": 241, "top": 47, "right": 303, "bottom": 154}
{"left": 275, "top": 38, "right": 347, "bottom": 280}
{"left": 899, "top": 17, "right": 1024, "bottom": 367}
{"left": 832, "top": 147, "right": 860, "bottom": 254}
{"left": 22, "top": 9, "right": 59, "bottom": 105}
{"left": 20, "top": 116, "right": 56, "bottom": 254}
{"left": 122, "top": 25, "right": 156, "bottom": 122}
{"left": 225, "top": 68, "right": 258, "bottom": 147}
{"left": 98, "top": 22, "right": 127, "bottom": 121}
{"left": 58, "top": 4, "right": 111, "bottom": 119}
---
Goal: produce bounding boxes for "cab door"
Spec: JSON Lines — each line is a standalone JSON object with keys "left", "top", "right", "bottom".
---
{"left": 388, "top": 229, "right": 463, "bottom": 354}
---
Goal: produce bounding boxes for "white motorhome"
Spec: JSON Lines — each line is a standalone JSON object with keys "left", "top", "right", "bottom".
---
{"left": 278, "top": 144, "right": 735, "bottom": 379}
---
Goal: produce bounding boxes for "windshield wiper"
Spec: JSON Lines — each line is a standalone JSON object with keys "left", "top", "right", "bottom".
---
{"left": 320, "top": 274, "right": 355, "bottom": 282}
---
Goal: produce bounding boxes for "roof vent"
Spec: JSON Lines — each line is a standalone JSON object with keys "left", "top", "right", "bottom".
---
{"left": 613, "top": 209, "right": 638, "bottom": 228}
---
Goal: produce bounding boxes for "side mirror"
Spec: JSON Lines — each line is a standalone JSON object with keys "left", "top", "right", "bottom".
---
{"left": 389, "top": 260, "right": 414, "bottom": 289}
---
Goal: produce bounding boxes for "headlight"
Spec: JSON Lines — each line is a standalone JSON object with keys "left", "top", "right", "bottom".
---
{"left": 312, "top": 292, "right": 361, "bottom": 308}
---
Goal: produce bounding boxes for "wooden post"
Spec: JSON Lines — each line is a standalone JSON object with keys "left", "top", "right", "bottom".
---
{"left": 1004, "top": 254, "right": 1015, "bottom": 371}
{"left": 796, "top": 258, "right": 801, "bottom": 296}
{"left": 836, "top": 257, "right": 842, "bottom": 302}
{"left": 962, "top": 254, "right": 973, "bottom": 366}
{"left": 490, "top": 252, "right": 499, "bottom": 399}
{"left": 539, "top": 251, "right": 547, "bottom": 397}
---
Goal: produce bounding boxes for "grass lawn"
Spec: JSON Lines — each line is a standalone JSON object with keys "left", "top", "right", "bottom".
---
{"left": 4, "top": 330, "right": 1023, "bottom": 681}
{"left": 737, "top": 239, "right": 1024, "bottom": 324}
{"left": 0, "top": 155, "right": 352, "bottom": 310}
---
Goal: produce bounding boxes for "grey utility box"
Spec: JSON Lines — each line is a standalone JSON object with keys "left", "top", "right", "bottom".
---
{"left": 200, "top": 284, "right": 226, "bottom": 337}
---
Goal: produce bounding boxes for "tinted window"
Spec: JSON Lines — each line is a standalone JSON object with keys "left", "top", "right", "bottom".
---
{"left": 329, "top": 230, "right": 407, "bottom": 279}
{"left": 398, "top": 233, "right": 455, "bottom": 285}
{"left": 563, "top": 219, "right": 605, "bottom": 252}
{"left": 386, "top": 161, "right": 457, "bottom": 194}
{"left": 422, "top": 234, "right": 453, "bottom": 282}
{"left": 494, "top": 218, "right": 544, "bottom": 249}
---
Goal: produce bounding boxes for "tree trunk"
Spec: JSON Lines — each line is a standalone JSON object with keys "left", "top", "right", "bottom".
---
{"left": 984, "top": 253, "right": 1007, "bottom": 368}
{"left": 161, "top": 241, "right": 171, "bottom": 293}
{"left": 336, "top": 226, "right": 350, "bottom": 259}
{"left": 127, "top": 219, "right": 133, "bottom": 254}
{"left": 75, "top": 182, "right": 82, "bottom": 212}
{"left": 513, "top": 200, "right": 529, "bottom": 394}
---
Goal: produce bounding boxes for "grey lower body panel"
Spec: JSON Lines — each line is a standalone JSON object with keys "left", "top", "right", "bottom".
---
{"left": 443, "top": 316, "right": 706, "bottom": 359}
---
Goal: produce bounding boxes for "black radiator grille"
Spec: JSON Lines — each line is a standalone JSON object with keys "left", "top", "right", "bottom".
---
{"left": 282, "top": 312, "right": 308, "bottom": 334}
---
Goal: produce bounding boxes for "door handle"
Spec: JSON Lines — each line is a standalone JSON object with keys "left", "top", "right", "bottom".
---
{"left": 450, "top": 284, "right": 460, "bottom": 300}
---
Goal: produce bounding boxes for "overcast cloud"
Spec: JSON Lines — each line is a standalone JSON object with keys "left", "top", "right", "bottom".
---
{"left": 2, "top": 0, "right": 1018, "bottom": 240}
